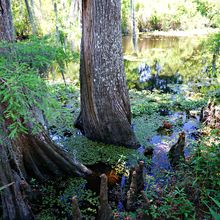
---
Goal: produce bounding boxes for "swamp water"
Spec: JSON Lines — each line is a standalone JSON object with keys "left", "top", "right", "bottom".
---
{"left": 49, "top": 34, "right": 210, "bottom": 218}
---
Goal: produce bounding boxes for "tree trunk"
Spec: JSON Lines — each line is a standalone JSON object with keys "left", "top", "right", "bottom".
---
{"left": 75, "top": 0, "right": 139, "bottom": 149}
{"left": 53, "top": 2, "right": 60, "bottom": 43}
{"left": 130, "top": 0, "right": 137, "bottom": 51}
{"left": 38, "top": 0, "right": 42, "bottom": 9}
{"left": 24, "top": 0, "right": 37, "bottom": 35}
{"left": 0, "top": 0, "right": 14, "bottom": 41}
{"left": 0, "top": 105, "right": 91, "bottom": 220}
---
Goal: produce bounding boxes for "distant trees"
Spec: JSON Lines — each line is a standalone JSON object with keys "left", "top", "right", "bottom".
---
{"left": 24, "top": 0, "right": 37, "bottom": 35}
{"left": 0, "top": 0, "right": 14, "bottom": 41}
{"left": 130, "top": 0, "right": 137, "bottom": 50}
{"left": 75, "top": 0, "right": 139, "bottom": 148}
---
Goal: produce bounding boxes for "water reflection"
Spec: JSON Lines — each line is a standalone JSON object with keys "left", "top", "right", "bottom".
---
{"left": 123, "top": 34, "right": 209, "bottom": 90}
{"left": 122, "top": 34, "right": 200, "bottom": 54}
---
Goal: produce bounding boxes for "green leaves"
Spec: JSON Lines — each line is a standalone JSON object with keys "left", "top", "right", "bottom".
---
{"left": 0, "top": 64, "right": 45, "bottom": 137}
{"left": 204, "top": 197, "right": 220, "bottom": 220}
{"left": 0, "top": 37, "right": 74, "bottom": 76}
{"left": 0, "top": 38, "right": 73, "bottom": 138}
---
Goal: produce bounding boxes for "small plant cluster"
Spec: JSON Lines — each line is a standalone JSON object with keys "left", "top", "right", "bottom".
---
{"left": 130, "top": 89, "right": 206, "bottom": 118}
{"left": 35, "top": 178, "right": 99, "bottom": 220}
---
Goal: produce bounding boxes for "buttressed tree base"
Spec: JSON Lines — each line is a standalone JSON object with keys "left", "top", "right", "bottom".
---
{"left": 75, "top": 0, "right": 139, "bottom": 149}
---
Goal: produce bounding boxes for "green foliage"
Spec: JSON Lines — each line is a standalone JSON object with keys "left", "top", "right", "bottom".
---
{"left": 194, "top": 0, "right": 210, "bottom": 16}
{"left": 200, "top": 33, "right": 220, "bottom": 99}
{"left": 121, "top": 0, "right": 131, "bottom": 34}
{"left": 205, "top": 32, "right": 220, "bottom": 55}
{"left": 58, "top": 178, "right": 98, "bottom": 218}
{"left": 147, "top": 187, "right": 195, "bottom": 219}
{"left": 122, "top": 0, "right": 220, "bottom": 33}
{"left": 0, "top": 37, "right": 74, "bottom": 77}
{"left": 130, "top": 89, "right": 206, "bottom": 117}
{"left": 192, "top": 129, "right": 220, "bottom": 198}
{"left": 47, "top": 83, "right": 79, "bottom": 136}
{"left": 36, "top": 178, "right": 98, "bottom": 220}
{"left": 11, "top": 0, "right": 82, "bottom": 49}
{"left": 165, "top": 129, "right": 220, "bottom": 220}
{"left": 207, "top": 197, "right": 220, "bottom": 220}
{"left": 0, "top": 38, "right": 75, "bottom": 138}
{"left": 194, "top": 0, "right": 220, "bottom": 28}
{"left": 139, "top": 128, "right": 219, "bottom": 219}
{"left": 66, "top": 135, "right": 135, "bottom": 166}
{"left": 149, "top": 14, "right": 162, "bottom": 31}
{"left": 0, "top": 63, "right": 47, "bottom": 137}
{"left": 12, "top": 1, "right": 30, "bottom": 37}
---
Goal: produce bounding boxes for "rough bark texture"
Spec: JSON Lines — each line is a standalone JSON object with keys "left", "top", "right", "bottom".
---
{"left": 0, "top": 104, "right": 91, "bottom": 220}
{"left": 126, "top": 170, "right": 137, "bottom": 211}
{"left": 200, "top": 101, "right": 220, "bottom": 129}
{"left": 0, "top": 0, "right": 14, "bottom": 41}
{"left": 126, "top": 161, "right": 145, "bottom": 211}
{"left": 97, "top": 174, "right": 113, "bottom": 220}
{"left": 135, "top": 161, "right": 145, "bottom": 193}
{"left": 75, "top": 0, "right": 139, "bottom": 148}
{"left": 130, "top": 0, "right": 137, "bottom": 51}
{"left": 168, "top": 131, "right": 186, "bottom": 167}
{"left": 71, "top": 196, "right": 82, "bottom": 220}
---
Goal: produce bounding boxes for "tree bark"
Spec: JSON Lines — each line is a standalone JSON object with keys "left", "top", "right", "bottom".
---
{"left": 71, "top": 196, "right": 82, "bottom": 220}
{"left": 0, "top": 104, "right": 91, "bottom": 220}
{"left": 97, "top": 174, "right": 113, "bottom": 220}
{"left": 75, "top": 0, "right": 139, "bottom": 148}
{"left": 0, "top": 0, "right": 14, "bottom": 41}
{"left": 126, "top": 170, "right": 137, "bottom": 210}
{"left": 168, "top": 131, "right": 186, "bottom": 168}
{"left": 53, "top": 2, "right": 60, "bottom": 43}
{"left": 130, "top": 0, "right": 137, "bottom": 51}
{"left": 24, "top": 0, "right": 37, "bottom": 35}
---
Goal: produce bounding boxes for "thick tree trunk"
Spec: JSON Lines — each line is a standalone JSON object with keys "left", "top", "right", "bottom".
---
{"left": 0, "top": 141, "right": 35, "bottom": 220}
{"left": 75, "top": 0, "right": 139, "bottom": 148}
{"left": 0, "top": 106, "right": 91, "bottom": 220}
{"left": 0, "top": 0, "right": 14, "bottom": 41}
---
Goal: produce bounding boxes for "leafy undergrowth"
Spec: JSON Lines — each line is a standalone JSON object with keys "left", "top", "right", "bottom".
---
{"left": 0, "top": 36, "right": 219, "bottom": 220}
{"left": 35, "top": 83, "right": 219, "bottom": 220}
